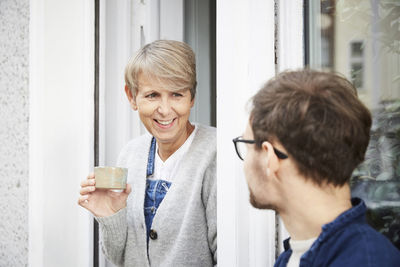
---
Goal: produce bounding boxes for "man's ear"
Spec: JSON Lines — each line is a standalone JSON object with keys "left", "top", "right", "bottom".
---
{"left": 125, "top": 85, "right": 138, "bottom": 110}
{"left": 261, "top": 141, "right": 280, "bottom": 174}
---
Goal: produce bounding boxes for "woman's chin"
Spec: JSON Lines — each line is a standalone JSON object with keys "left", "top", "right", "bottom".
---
{"left": 154, "top": 135, "right": 175, "bottom": 144}
{"left": 152, "top": 128, "right": 180, "bottom": 143}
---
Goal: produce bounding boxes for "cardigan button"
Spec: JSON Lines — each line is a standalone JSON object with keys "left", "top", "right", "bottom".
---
{"left": 149, "top": 229, "right": 158, "bottom": 240}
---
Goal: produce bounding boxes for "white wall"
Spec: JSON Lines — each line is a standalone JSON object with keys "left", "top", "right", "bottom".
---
{"left": 276, "top": 0, "right": 304, "bottom": 253}
{"left": 29, "top": 1, "right": 94, "bottom": 266}
{"left": 0, "top": 0, "right": 29, "bottom": 265}
{"left": 217, "top": 1, "right": 276, "bottom": 266}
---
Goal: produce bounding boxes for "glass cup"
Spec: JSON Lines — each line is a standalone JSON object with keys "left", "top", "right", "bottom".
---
{"left": 94, "top": 166, "right": 128, "bottom": 190}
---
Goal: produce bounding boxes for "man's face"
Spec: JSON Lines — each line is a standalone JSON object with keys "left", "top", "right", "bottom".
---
{"left": 243, "top": 122, "right": 278, "bottom": 210}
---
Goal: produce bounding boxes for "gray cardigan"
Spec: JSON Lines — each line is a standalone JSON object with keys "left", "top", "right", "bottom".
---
{"left": 96, "top": 124, "right": 217, "bottom": 266}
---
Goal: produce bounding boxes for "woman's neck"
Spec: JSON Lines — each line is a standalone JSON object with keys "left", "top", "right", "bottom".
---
{"left": 157, "top": 122, "right": 195, "bottom": 161}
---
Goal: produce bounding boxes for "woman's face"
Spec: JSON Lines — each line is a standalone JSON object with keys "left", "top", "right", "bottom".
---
{"left": 129, "top": 75, "right": 194, "bottom": 146}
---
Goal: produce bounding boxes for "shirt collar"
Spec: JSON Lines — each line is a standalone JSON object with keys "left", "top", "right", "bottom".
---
{"left": 319, "top": 197, "right": 366, "bottom": 242}
{"left": 283, "top": 197, "right": 366, "bottom": 251}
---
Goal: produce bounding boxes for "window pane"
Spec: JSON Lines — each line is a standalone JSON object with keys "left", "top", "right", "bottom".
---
{"left": 351, "top": 41, "right": 363, "bottom": 57}
{"left": 350, "top": 62, "right": 363, "bottom": 89}
{"left": 306, "top": 0, "right": 400, "bottom": 249}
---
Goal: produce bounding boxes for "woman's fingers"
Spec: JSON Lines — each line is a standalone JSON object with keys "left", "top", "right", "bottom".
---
{"left": 77, "top": 194, "right": 90, "bottom": 206}
{"left": 125, "top": 183, "right": 132, "bottom": 195}
{"left": 80, "top": 186, "right": 96, "bottom": 195}
{"left": 78, "top": 173, "right": 97, "bottom": 212}
{"left": 80, "top": 176, "right": 96, "bottom": 187}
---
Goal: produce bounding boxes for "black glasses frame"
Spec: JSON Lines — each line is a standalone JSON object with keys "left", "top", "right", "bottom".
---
{"left": 232, "top": 136, "right": 289, "bottom": 161}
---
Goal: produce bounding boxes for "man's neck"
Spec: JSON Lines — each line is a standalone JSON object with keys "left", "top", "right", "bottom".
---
{"left": 279, "top": 180, "right": 352, "bottom": 241}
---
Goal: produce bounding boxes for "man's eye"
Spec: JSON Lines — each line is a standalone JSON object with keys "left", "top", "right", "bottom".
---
{"left": 172, "top": 93, "right": 183, "bottom": 97}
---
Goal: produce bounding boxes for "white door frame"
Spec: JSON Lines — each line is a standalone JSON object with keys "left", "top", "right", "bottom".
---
{"left": 217, "top": 0, "right": 304, "bottom": 266}
{"left": 29, "top": 1, "right": 94, "bottom": 266}
{"left": 217, "top": 1, "right": 276, "bottom": 266}
{"left": 276, "top": 0, "right": 304, "bottom": 254}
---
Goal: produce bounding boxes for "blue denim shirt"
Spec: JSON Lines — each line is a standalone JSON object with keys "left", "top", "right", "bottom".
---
{"left": 144, "top": 137, "right": 172, "bottom": 243}
{"left": 275, "top": 198, "right": 400, "bottom": 267}
{"left": 144, "top": 179, "right": 171, "bottom": 242}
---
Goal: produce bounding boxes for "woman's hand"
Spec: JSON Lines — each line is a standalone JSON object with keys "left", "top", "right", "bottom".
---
{"left": 78, "top": 173, "right": 132, "bottom": 217}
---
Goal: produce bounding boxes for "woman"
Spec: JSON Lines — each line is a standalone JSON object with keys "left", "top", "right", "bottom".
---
{"left": 78, "top": 40, "right": 216, "bottom": 266}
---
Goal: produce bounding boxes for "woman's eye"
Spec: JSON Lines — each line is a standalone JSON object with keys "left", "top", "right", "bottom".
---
{"left": 146, "top": 93, "right": 157, "bottom": 98}
{"left": 172, "top": 92, "right": 183, "bottom": 97}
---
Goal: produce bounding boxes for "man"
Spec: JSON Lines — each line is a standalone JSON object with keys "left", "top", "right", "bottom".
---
{"left": 233, "top": 70, "right": 400, "bottom": 266}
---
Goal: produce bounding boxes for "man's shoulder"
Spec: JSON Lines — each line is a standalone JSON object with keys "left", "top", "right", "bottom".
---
{"left": 274, "top": 250, "right": 291, "bottom": 267}
{"left": 336, "top": 220, "right": 395, "bottom": 247}
{"left": 320, "top": 221, "right": 400, "bottom": 266}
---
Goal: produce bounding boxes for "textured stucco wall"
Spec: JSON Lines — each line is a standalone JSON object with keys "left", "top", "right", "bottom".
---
{"left": 0, "top": 0, "right": 29, "bottom": 266}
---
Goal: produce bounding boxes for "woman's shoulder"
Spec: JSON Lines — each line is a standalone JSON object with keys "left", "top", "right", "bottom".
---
{"left": 190, "top": 123, "right": 216, "bottom": 156}
{"left": 117, "top": 133, "right": 152, "bottom": 166}
{"left": 124, "top": 133, "right": 152, "bottom": 149}
{"left": 194, "top": 124, "right": 216, "bottom": 143}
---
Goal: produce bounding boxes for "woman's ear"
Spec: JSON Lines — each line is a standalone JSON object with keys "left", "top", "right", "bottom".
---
{"left": 190, "top": 96, "right": 195, "bottom": 108}
{"left": 125, "top": 85, "right": 138, "bottom": 110}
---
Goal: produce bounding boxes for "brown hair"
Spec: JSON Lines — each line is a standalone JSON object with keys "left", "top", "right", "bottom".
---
{"left": 250, "top": 70, "right": 372, "bottom": 186}
{"left": 124, "top": 40, "right": 197, "bottom": 100}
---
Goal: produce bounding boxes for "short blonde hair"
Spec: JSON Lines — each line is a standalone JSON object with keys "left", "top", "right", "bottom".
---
{"left": 125, "top": 40, "right": 197, "bottom": 99}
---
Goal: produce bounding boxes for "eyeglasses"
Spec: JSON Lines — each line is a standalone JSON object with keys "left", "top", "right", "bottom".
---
{"left": 232, "top": 136, "right": 289, "bottom": 161}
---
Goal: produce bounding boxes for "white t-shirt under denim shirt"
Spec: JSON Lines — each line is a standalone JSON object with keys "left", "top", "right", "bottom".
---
{"left": 287, "top": 237, "right": 317, "bottom": 267}
{"left": 152, "top": 123, "right": 198, "bottom": 182}
{"left": 144, "top": 124, "right": 198, "bottom": 241}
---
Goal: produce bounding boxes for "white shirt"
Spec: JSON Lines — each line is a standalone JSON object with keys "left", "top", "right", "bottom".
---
{"left": 150, "top": 124, "right": 198, "bottom": 182}
{"left": 287, "top": 237, "right": 317, "bottom": 267}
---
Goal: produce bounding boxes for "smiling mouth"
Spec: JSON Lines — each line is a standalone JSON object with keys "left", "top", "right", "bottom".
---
{"left": 154, "top": 118, "right": 176, "bottom": 127}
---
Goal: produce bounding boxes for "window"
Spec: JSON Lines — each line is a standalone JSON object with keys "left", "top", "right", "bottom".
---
{"left": 305, "top": 0, "right": 400, "bottom": 250}
{"left": 349, "top": 41, "right": 364, "bottom": 90}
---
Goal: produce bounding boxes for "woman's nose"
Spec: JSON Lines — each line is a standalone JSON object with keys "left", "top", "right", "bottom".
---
{"left": 157, "top": 98, "right": 172, "bottom": 115}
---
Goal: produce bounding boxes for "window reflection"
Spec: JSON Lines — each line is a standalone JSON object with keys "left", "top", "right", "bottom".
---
{"left": 306, "top": 0, "right": 400, "bottom": 249}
